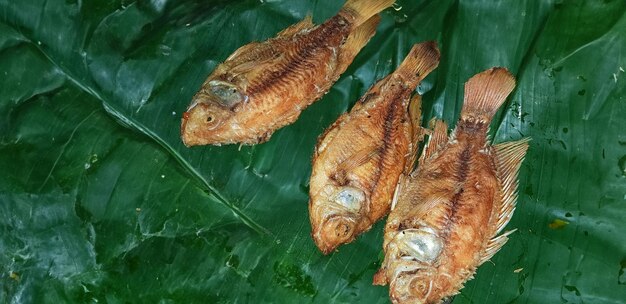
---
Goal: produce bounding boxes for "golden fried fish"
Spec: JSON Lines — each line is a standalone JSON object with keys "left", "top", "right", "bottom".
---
{"left": 309, "top": 42, "right": 440, "bottom": 254}
{"left": 181, "top": 0, "right": 395, "bottom": 146}
{"left": 373, "top": 68, "right": 530, "bottom": 304}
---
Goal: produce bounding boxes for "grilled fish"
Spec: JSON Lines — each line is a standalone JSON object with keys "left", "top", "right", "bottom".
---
{"left": 181, "top": 0, "right": 395, "bottom": 146}
{"left": 373, "top": 68, "right": 530, "bottom": 304}
{"left": 309, "top": 42, "right": 440, "bottom": 254}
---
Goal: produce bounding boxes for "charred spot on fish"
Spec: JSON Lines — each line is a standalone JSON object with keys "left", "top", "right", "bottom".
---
{"left": 207, "top": 80, "right": 246, "bottom": 108}
{"left": 456, "top": 148, "right": 471, "bottom": 181}
{"left": 206, "top": 116, "right": 214, "bottom": 123}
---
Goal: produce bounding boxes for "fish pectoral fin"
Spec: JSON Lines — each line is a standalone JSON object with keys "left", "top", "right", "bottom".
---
{"left": 406, "top": 94, "right": 425, "bottom": 173}
{"left": 335, "top": 14, "right": 380, "bottom": 76}
{"left": 479, "top": 229, "right": 516, "bottom": 265}
{"left": 277, "top": 15, "right": 315, "bottom": 38}
{"left": 337, "top": 145, "right": 381, "bottom": 174}
{"left": 419, "top": 118, "right": 448, "bottom": 163}
{"left": 493, "top": 138, "right": 530, "bottom": 234}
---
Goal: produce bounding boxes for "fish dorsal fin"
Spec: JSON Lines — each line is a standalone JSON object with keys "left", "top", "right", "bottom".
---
{"left": 277, "top": 15, "right": 315, "bottom": 38}
{"left": 479, "top": 229, "right": 516, "bottom": 265}
{"left": 335, "top": 15, "right": 380, "bottom": 77}
{"left": 493, "top": 138, "right": 530, "bottom": 234}
{"left": 405, "top": 94, "right": 424, "bottom": 174}
{"left": 418, "top": 118, "right": 448, "bottom": 164}
{"left": 225, "top": 42, "right": 281, "bottom": 76}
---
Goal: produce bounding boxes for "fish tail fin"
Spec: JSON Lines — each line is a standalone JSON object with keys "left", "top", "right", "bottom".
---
{"left": 335, "top": 14, "right": 380, "bottom": 75}
{"left": 393, "top": 41, "right": 440, "bottom": 88}
{"left": 460, "top": 67, "right": 516, "bottom": 127}
{"left": 341, "top": 0, "right": 395, "bottom": 26}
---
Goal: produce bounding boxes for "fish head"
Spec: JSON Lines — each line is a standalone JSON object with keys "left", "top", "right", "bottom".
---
{"left": 181, "top": 80, "right": 249, "bottom": 146}
{"left": 310, "top": 185, "right": 367, "bottom": 254}
{"left": 387, "top": 227, "right": 443, "bottom": 303}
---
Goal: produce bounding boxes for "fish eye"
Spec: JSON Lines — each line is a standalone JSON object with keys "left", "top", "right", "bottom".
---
{"left": 206, "top": 116, "right": 214, "bottom": 122}
{"left": 208, "top": 80, "right": 246, "bottom": 108}
{"left": 334, "top": 187, "right": 365, "bottom": 211}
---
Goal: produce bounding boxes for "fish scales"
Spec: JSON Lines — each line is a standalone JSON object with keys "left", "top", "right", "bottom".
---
{"left": 309, "top": 42, "right": 441, "bottom": 254}
{"left": 181, "top": 0, "right": 395, "bottom": 146}
{"left": 374, "top": 68, "right": 530, "bottom": 304}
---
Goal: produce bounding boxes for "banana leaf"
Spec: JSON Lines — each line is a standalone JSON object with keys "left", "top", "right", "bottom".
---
{"left": 1, "top": 0, "right": 625, "bottom": 303}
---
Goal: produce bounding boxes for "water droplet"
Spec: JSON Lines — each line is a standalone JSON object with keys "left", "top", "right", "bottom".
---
{"left": 226, "top": 255, "right": 240, "bottom": 268}
{"left": 172, "top": 111, "right": 176, "bottom": 116}
{"left": 89, "top": 154, "right": 98, "bottom": 164}
{"left": 84, "top": 163, "right": 91, "bottom": 170}
{"left": 159, "top": 44, "right": 172, "bottom": 56}
{"left": 618, "top": 155, "right": 626, "bottom": 176}
{"left": 392, "top": 3, "right": 403, "bottom": 11}
{"left": 395, "top": 13, "right": 408, "bottom": 23}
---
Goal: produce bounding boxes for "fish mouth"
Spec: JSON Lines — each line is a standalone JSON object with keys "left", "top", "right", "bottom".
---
{"left": 314, "top": 214, "right": 357, "bottom": 254}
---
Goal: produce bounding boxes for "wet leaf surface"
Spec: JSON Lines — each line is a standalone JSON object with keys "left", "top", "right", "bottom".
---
{"left": 1, "top": 0, "right": 625, "bottom": 303}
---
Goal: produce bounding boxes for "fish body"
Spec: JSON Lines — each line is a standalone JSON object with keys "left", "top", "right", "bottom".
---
{"left": 373, "top": 68, "right": 530, "bottom": 304}
{"left": 309, "top": 42, "right": 440, "bottom": 254}
{"left": 181, "top": 0, "right": 395, "bottom": 146}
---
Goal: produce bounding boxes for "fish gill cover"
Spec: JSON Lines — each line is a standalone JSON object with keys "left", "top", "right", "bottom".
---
{"left": 0, "top": 0, "right": 625, "bottom": 303}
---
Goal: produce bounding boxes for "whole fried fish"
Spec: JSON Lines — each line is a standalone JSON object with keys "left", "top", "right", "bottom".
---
{"left": 309, "top": 42, "right": 440, "bottom": 254}
{"left": 181, "top": 0, "right": 395, "bottom": 146}
{"left": 373, "top": 68, "right": 530, "bottom": 304}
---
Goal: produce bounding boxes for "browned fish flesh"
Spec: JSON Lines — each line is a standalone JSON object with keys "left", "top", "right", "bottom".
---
{"left": 309, "top": 42, "right": 440, "bottom": 254}
{"left": 373, "top": 68, "right": 530, "bottom": 304}
{"left": 181, "top": 0, "right": 396, "bottom": 146}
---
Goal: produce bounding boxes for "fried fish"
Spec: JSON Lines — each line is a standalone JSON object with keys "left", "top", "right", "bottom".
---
{"left": 373, "top": 68, "right": 530, "bottom": 304}
{"left": 181, "top": 0, "right": 395, "bottom": 146}
{"left": 309, "top": 42, "right": 440, "bottom": 254}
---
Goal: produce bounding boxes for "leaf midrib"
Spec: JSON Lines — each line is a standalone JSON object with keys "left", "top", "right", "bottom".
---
{"left": 6, "top": 22, "right": 271, "bottom": 236}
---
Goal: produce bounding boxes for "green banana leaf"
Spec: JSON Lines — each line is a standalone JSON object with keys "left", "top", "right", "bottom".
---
{"left": 1, "top": 0, "right": 625, "bottom": 303}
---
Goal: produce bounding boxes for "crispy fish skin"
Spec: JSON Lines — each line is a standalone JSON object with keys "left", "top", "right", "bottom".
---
{"left": 373, "top": 68, "right": 530, "bottom": 304}
{"left": 181, "top": 0, "right": 395, "bottom": 146}
{"left": 309, "top": 42, "right": 440, "bottom": 254}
